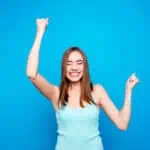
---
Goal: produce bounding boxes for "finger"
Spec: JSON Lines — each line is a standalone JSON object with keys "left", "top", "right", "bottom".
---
{"left": 132, "top": 73, "right": 136, "bottom": 78}
{"left": 129, "top": 75, "right": 134, "bottom": 81}
{"left": 129, "top": 79, "right": 134, "bottom": 83}
{"left": 128, "top": 73, "right": 134, "bottom": 80}
{"left": 131, "top": 73, "right": 136, "bottom": 79}
{"left": 131, "top": 75, "right": 136, "bottom": 80}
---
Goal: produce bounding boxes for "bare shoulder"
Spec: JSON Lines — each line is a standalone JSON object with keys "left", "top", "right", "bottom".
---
{"left": 93, "top": 84, "right": 104, "bottom": 91}
{"left": 92, "top": 84, "right": 104, "bottom": 106}
{"left": 29, "top": 73, "right": 60, "bottom": 104}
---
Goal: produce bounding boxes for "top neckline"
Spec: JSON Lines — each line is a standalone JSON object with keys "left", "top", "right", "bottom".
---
{"left": 66, "top": 103, "right": 91, "bottom": 109}
{"left": 56, "top": 103, "right": 95, "bottom": 114}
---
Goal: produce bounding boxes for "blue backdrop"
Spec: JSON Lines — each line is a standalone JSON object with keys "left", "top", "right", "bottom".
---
{"left": 1, "top": 0, "right": 149, "bottom": 149}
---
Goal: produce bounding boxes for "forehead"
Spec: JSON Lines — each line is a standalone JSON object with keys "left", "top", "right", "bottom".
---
{"left": 67, "top": 51, "right": 83, "bottom": 61}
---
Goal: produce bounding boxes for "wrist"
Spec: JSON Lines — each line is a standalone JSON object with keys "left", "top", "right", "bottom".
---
{"left": 125, "top": 85, "right": 132, "bottom": 92}
{"left": 125, "top": 86, "right": 132, "bottom": 98}
{"left": 36, "top": 31, "right": 44, "bottom": 37}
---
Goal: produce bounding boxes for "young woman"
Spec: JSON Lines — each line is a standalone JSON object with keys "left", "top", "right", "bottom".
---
{"left": 26, "top": 18, "right": 139, "bottom": 150}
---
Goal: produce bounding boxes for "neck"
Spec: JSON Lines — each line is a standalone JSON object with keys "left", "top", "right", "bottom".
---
{"left": 69, "top": 81, "right": 81, "bottom": 90}
{"left": 68, "top": 82, "right": 81, "bottom": 100}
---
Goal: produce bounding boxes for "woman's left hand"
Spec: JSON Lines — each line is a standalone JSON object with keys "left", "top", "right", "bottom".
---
{"left": 126, "top": 73, "right": 140, "bottom": 90}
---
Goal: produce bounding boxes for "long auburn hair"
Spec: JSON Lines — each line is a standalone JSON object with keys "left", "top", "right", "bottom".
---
{"left": 58, "top": 46, "right": 96, "bottom": 108}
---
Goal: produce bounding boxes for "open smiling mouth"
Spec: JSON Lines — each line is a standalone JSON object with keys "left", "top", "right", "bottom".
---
{"left": 69, "top": 72, "right": 81, "bottom": 77}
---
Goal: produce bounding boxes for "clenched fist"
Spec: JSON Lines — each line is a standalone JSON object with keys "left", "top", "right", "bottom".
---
{"left": 36, "top": 18, "right": 49, "bottom": 34}
{"left": 126, "top": 73, "right": 139, "bottom": 90}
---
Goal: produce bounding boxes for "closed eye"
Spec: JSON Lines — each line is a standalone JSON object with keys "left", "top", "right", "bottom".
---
{"left": 66, "top": 60, "right": 83, "bottom": 65}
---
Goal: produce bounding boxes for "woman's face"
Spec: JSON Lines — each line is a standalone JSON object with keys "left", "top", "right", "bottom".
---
{"left": 66, "top": 51, "right": 84, "bottom": 82}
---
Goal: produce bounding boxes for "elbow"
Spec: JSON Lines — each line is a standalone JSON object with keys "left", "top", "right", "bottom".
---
{"left": 26, "top": 69, "right": 37, "bottom": 80}
{"left": 116, "top": 120, "right": 128, "bottom": 131}
{"left": 119, "top": 125, "right": 128, "bottom": 131}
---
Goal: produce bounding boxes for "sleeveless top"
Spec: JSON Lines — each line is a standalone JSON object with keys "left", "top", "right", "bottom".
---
{"left": 55, "top": 102, "right": 101, "bottom": 139}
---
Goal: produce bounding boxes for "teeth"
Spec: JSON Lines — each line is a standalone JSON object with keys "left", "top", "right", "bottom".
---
{"left": 69, "top": 72, "right": 80, "bottom": 77}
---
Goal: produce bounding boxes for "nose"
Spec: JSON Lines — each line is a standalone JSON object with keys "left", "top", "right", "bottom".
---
{"left": 71, "top": 63, "right": 77, "bottom": 70}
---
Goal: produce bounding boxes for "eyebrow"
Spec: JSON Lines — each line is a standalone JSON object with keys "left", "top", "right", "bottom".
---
{"left": 66, "top": 59, "right": 83, "bottom": 63}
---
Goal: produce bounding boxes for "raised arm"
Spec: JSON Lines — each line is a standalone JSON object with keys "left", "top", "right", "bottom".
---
{"left": 26, "top": 18, "right": 59, "bottom": 109}
{"left": 95, "top": 73, "right": 139, "bottom": 130}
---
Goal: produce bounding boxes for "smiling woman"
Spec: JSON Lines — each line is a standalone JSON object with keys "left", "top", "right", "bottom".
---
{"left": 26, "top": 18, "right": 139, "bottom": 150}
{"left": 63, "top": 48, "right": 84, "bottom": 83}
{"left": 59, "top": 47, "right": 95, "bottom": 108}
{"left": 66, "top": 51, "right": 84, "bottom": 81}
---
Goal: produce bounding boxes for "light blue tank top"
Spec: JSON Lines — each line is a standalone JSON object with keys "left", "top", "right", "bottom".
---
{"left": 55, "top": 102, "right": 104, "bottom": 150}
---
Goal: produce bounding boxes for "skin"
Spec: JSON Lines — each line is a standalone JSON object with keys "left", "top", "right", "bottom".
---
{"left": 26, "top": 18, "right": 139, "bottom": 131}
{"left": 66, "top": 51, "right": 84, "bottom": 83}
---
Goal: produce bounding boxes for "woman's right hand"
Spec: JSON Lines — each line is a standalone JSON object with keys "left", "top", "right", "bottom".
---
{"left": 36, "top": 18, "right": 49, "bottom": 34}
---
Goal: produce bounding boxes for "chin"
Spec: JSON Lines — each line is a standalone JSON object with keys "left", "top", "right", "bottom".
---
{"left": 69, "top": 79, "right": 81, "bottom": 83}
{"left": 66, "top": 75, "right": 83, "bottom": 83}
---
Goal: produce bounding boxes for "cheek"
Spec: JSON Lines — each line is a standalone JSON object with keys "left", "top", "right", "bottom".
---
{"left": 66, "top": 66, "right": 71, "bottom": 72}
{"left": 80, "top": 65, "right": 84, "bottom": 72}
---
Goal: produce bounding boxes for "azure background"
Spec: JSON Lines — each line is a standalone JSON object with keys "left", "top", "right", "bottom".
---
{"left": 1, "top": 0, "right": 150, "bottom": 150}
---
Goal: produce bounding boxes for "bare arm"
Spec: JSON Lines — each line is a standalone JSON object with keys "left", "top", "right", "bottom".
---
{"left": 119, "top": 87, "right": 132, "bottom": 129}
{"left": 26, "top": 31, "right": 43, "bottom": 78}
{"left": 26, "top": 18, "right": 59, "bottom": 106}
{"left": 96, "top": 73, "right": 139, "bottom": 130}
